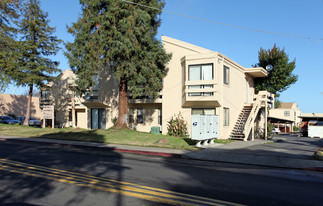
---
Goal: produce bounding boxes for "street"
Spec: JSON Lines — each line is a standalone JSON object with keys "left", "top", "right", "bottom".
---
{"left": 0, "top": 140, "right": 322, "bottom": 206}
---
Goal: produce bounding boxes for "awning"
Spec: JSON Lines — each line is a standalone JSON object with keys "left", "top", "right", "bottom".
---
{"left": 244, "top": 67, "right": 268, "bottom": 78}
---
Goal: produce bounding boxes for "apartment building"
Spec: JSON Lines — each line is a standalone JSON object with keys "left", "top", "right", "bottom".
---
{"left": 269, "top": 102, "right": 302, "bottom": 132}
{"left": 40, "top": 36, "right": 273, "bottom": 140}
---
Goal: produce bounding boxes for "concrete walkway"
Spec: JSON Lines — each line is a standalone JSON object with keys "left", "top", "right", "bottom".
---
{"left": 184, "top": 135, "right": 323, "bottom": 169}
{"left": 1, "top": 134, "right": 322, "bottom": 170}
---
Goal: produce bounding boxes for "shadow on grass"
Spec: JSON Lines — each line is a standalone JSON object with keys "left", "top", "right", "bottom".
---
{"left": 38, "top": 130, "right": 106, "bottom": 143}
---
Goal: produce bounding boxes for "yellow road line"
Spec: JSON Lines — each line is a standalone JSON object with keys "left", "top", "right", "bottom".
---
{"left": 0, "top": 166, "right": 195, "bottom": 206}
{"left": 0, "top": 158, "right": 243, "bottom": 206}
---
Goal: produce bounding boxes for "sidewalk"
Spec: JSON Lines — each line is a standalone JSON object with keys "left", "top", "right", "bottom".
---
{"left": 1, "top": 135, "right": 323, "bottom": 171}
{"left": 0, "top": 135, "right": 187, "bottom": 157}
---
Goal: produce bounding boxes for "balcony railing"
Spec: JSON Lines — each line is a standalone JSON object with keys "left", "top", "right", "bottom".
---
{"left": 182, "top": 80, "right": 220, "bottom": 107}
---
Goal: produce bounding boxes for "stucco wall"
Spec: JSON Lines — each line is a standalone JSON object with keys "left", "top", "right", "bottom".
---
{"left": 0, "top": 93, "right": 42, "bottom": 119}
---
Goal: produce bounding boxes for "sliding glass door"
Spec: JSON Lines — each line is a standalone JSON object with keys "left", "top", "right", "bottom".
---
{"left": 91, "top": 108, "right": 106, "bottom": 129}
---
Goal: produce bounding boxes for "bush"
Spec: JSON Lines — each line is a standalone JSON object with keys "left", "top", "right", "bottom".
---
{"left": 167, "top": 113, "right": 187, "bottom": 137}
{"left": 267, "top": 122, "right": 274, "bottom": 137}
{"left": 293, "top": 126, "right": 299, "bottom": 131}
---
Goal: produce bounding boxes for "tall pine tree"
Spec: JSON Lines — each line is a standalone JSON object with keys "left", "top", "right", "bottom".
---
{"left": 8, "top": 0, "right": 62, "bottom": 126}
{"left": 66, "top": 0, "right": 171, "bottom": 128}
{"left": 254, "top": 44, "right": 298, "bottom": 97}
{"left": 0, "top": 0, "right": 21, "bottom": 92}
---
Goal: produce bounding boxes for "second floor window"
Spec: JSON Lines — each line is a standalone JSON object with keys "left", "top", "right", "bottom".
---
{"left": 91, "top": 74, "right": 99, "bottom": 99}
{"left": 284, "top": 111, "right": 290, "bottom": 117}
{"left": 223, "top": 66, "right": 229, "bottom": 85}
{"left": 188, "top": 64, "right": 213, "bottom": 81}
{"left": 41, "top": 90, "right": 50, "bottom": 99}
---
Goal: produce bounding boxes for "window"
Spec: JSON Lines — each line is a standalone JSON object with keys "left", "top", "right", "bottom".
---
{"left": 91, "top": 74, "right": 99, "bottom": 99}
{"left": 284, "top": 111, "right": 290, "bottom": 117}
{"left": 137, "top": 108, "right": 143, "bottom": 124}
{"left": 223, "top": 66, "right": 229, "bottom": 85}
{"left": 128, "top": 108, "right": 134, "bottom": 124}
{"left": 294, "top": 111, "right": 296, "bottom": 120}
{"left": 41, "top": 90, "right": 50, "bottom": 99}
{"left": 224, "top": 108, "right": 229, "bottom": 126}
{"left": 158, "top": 108, "right": 162, "bottom": 125}
{"left": 192, "top": 108, "right": 216, "bottom": 115}
{"left": 188, "top": 64, "right": 213, "bottom": 81}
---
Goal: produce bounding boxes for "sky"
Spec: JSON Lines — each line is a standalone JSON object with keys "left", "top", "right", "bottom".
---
{"left": 4, "top": 0, "right": 323, "bottom": 113}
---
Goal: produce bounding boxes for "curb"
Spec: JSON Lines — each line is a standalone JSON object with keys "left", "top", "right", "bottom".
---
{"left": 1, "top": 138, "right": 183, "bottom": 158}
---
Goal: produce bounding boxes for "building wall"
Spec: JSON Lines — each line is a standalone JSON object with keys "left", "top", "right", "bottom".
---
{"left": 269, "top": 103, "right": 302, "bottom": 128}
{"left": 161, "top": 36, "right": 256, "bottom": 139}
{"left": 161, "top": 36, "right": 213, "bottom": 136}
{"left": 0, "top": 93, "right": 42, "bottom": 119}
{"left": 43, "top": 36, "right": 262, "bottom": 140}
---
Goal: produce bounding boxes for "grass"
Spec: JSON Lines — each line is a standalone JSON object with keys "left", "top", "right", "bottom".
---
{"left": 0, "top": 123, "right": 233, "bottom": 150}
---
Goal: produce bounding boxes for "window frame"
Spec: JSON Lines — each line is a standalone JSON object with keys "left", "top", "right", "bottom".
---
{"left": 284, "top": 111, "right": 290, "bottom": 117}
{"left": 223, "top": 65, "right": 229, "bottom": 85}
{"left": 188, "top": 63, "right": 214, "bottom": 81}
{"left": 223, "top": 108, "right": 230, "bottom": 126}
{"left": 136, "top": 108, "right": 143, "bottom": 124}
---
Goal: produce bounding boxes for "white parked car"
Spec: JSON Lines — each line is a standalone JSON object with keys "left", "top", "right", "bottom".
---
{"left": 272, "top": 127, "right": 281, "bottom": 134}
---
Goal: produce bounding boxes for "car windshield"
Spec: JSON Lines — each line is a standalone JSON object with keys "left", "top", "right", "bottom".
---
{"left": 4, "top": 116, "right": 15, "bottom": 120}
{"left": 29, "top": 117, "right": 36, "bottom": 120}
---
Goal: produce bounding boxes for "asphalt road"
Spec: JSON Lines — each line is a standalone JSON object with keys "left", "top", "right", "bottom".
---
{"left": 0, "top": 140, "right": 322, "bottom": 206}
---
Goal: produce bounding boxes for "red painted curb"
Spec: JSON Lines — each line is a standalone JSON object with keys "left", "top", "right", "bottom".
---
{"left": 305, "top": 167, "right": 323, "bottom": 172}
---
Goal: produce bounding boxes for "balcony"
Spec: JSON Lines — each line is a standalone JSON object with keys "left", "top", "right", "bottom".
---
{"left": 182, "top": 80, "right": 220, "bottom": 107}
{"left": 128, "top": 92, "right": 163, "bottom": 104}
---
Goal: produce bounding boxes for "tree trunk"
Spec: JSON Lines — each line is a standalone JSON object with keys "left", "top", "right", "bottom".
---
{"left": 24, "top": 84, "right": 33, "bottom": 126}
{"left": 116, "top": 78, "right": 128, "bottom": 129}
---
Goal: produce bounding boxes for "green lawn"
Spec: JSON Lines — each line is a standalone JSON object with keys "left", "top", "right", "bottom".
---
{"left": 0, "top": 124, "right": 232, "bottom": 150}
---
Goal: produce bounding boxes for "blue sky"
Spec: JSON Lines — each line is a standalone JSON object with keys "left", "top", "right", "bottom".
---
{"left": 5, "top": 0, "right": 323, "bottom": 113}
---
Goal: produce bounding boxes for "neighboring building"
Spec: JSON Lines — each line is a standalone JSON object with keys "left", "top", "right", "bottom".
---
{"left": 269, "top": 102, "right": 302, "bottom": 132}
{"left": 40, "top": 36, "right": 273, "bottom": 140}
{"left": 0, "top": 93, "right": 42, "bottom": 119}
{"left": 298, "top": 113, "right": 323, "bottom": 137}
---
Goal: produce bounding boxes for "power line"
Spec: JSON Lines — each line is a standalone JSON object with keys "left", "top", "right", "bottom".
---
{"left": 121, "top": 0, "right": 322, "bottom": 42}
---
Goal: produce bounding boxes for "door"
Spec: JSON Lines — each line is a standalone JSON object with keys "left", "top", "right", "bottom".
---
{"left": 91, "top": 108, "right": 106, "bottom": 129}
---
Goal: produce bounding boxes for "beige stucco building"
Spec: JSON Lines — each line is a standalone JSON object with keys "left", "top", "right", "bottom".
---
{"left": 269, "top": 102, "right": 301, "bottom": 132}
{"left": 0, "top": 93, "right": 42, "bottom": 119}
{"left": 41, "top": 36, "right": 273, "bottom": 140}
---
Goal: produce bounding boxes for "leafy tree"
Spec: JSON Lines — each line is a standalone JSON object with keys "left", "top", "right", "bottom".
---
{"left": 0, "top": 0, "right": 21, "bottom": 92}
{"left": 7, "top": 0, "right": 61, "bottom": 126}
{"left": 66, "top": 0, "right": 171, "bottom": 128}
{"left": 254, "top": 44, "right": 298, "bottom": 97}
{"left": 274, "top": 98, "right": 281, "bottom": 108}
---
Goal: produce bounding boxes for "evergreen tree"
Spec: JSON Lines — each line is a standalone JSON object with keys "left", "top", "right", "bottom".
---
{"left": 7, "top": 0, "right": 61, "bottom": 126}
{"left": 0, "top": 0, "right": 21, "bottom": 92}
{"left": 66, "top": 0, "right": 171, "bottom": 128}
{"left": 254, "top": 44, "right": 298, "bottom": 97}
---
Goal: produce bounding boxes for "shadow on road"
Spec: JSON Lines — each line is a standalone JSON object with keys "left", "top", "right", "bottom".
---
{"left": 0, "top": 134, "right": 128, "bottom": 206}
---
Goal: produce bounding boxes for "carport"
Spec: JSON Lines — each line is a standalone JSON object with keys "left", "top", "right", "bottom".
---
{"left": 268, "top": 117, "right": 294, "bottom": 132}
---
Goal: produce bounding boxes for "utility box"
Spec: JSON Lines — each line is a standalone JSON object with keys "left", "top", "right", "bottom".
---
{"left": 191, "top": 114, "right": 219, "bottom": 140}
{"left": 150, "top": 126, "right": 160, "bottom": 134}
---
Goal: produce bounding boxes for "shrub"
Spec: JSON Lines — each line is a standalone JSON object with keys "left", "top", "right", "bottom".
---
{"left": 167, "top": 113, "right": 187, "bottom": 137}
{"left": 293, "top": 126, "right": 299, "bottom": 131}
{"left": 267, "top": 122, "right": 274, "bottom": 137}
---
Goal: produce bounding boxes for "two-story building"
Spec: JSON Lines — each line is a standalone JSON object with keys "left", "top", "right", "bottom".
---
{"left": 269, "top": 102, "right": 302, "bottom": 132}
{"left": 40, "top": 36, "right": 273, "bottom": 141}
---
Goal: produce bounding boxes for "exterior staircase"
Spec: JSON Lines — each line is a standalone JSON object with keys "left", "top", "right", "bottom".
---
{"left": 230, "top": 106, "right": 252, "bottom": 140}
{"left": 230, "top": 91, "right": 274, "bottom": 141}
